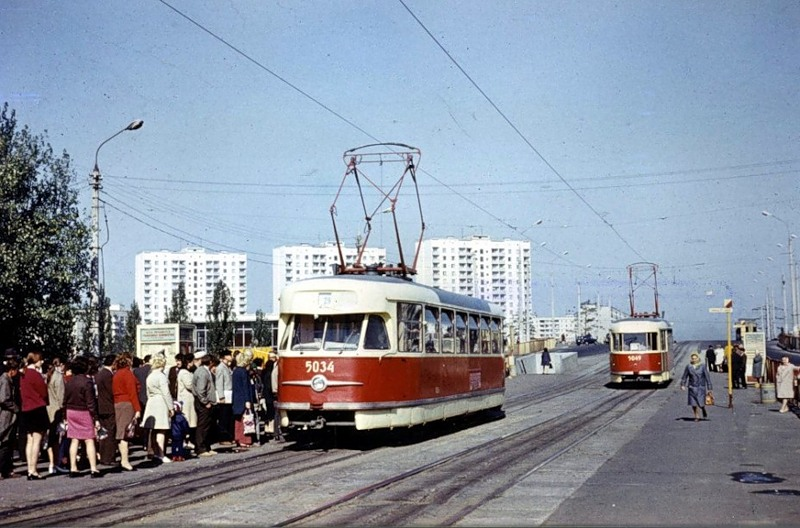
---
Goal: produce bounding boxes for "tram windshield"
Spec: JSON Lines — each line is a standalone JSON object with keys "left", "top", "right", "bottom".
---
{"left": 613, "top": 331, "right": 658, "bottom": 352}
{"left": 289, "top": 313, "right": 388, "bottom": 351}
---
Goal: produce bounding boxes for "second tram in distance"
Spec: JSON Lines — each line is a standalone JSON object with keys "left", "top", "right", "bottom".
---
{"left": 608, "top": 317, "right": 673, "bottom": 384}
{"left": 275, "top": 273, "right": 506, "bottom": 431}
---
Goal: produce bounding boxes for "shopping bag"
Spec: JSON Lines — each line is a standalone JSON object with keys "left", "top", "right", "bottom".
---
{"left": 243, "top": 410, "right": 256, "bottom": 435}
{"left": 125, "top": 418, "right": 138, "bottom": 440}
{"left": 705, "top": 391, "right": 715, "bottom": 406}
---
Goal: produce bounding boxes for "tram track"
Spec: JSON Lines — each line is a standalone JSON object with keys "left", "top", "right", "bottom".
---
{"left": 276, "top": 386, "right": 656, "bottom": 526}
{"left": 0, "top": 448, "right": 366, "bottom": 526}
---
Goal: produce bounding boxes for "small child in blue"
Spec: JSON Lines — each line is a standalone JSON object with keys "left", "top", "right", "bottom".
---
{"left": 171, "top": 401, "right": 190, "bottom": 461}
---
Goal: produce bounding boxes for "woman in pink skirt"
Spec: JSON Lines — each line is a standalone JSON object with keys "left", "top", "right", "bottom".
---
{"left": 63, "top": 355, "right": 102, "bottom": 478}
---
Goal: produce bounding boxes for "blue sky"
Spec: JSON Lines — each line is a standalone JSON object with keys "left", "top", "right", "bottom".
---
{"left": 2, "top": 1, "right": 798, "bottom": 339}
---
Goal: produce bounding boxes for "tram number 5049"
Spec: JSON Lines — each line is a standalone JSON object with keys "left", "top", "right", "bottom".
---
{"left": 305, "top": 360, "right": 335, "bottom": 374}
{"left": 627, "top": 355, "right": 642, "bottom": 362}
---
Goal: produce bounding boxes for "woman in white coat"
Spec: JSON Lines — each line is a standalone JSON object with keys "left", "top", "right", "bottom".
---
{"left": 776, "top": 356, "right": 796, "bottom": 413}
{"left": 176, "top": 353, "right": 197, "bottom": 446}
{"left": 142, "top": 355, "right": 174, "bottom": 463}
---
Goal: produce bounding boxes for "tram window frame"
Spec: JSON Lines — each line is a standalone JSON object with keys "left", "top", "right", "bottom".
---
{"left": 468, "top": 314, "right": 480, "bottom": 354}
{"left": 364, "top": 314, "right": 390, "bottom": 350}
{"left": 397, "top": 303, "right": 422, "bottom": 352}
{"left": 441, "top": 309, "right": 455, "bottom": 353}
{"left": 479, "top": 316, "right": 491, "bottom": 354}
{"left": 490, "top": 318, "right": 502, "bottom": 355}
{"left": 455, "top": 312, "right": 468, "bottom": 354}
{"left": 424, "top": 306, "right": 440, "bottom": 353}
{"left": 290, "top": 314, "right": 325, "bottom": 351}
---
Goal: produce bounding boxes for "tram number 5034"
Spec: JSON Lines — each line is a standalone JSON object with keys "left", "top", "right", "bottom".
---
{"left": 305, "top": 360, "right": 335, "bottom": 374}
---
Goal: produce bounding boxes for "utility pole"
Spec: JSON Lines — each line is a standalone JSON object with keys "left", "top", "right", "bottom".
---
{"left": 89, "top": 120, "right": 143, "bottom": 355}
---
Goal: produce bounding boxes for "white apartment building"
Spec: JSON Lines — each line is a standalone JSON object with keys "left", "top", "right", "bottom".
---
{"left": 533, "top": 315, "right": 577, "bottom": 341}
{"left": 109, "top": 303, "right": 129, "bottom": 344}
{"left": 135, "top": 247, "right": 247, "bottom": 324}
{"left": 577, "top": 300, "right": 627, "bottom": 342}
{"left": 272, "top": 242, "right": 386, "bottom": 311}
{"left": 416, "top": 236, "right": 533, "bottom": 341}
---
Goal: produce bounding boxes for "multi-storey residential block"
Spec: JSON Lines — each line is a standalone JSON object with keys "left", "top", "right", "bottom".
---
{"left": 416, "top": 235, "right": 532, "bottom": 341}
{"left": 135, "top": 247, "right": 247, "bottom": 324}
{"left": 272, "top": 242, "right": 386, "bottom": 311}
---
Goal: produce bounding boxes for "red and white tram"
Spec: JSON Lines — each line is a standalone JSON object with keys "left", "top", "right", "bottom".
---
{"left": 608, "top": 317, "right": 673, "bottom": 384}
{"left": 275, "top": 273, "right": 506, "bottom": 431}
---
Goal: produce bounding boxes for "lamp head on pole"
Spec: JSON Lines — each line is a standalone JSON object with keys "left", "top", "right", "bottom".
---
{"left": 94, "top": 119, "right": 145, "bottom": 170}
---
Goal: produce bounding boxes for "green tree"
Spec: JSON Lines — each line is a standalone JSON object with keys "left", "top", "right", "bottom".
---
{"left": 206, "top": 280, "right": 235, "bottom": 354}
{"left": 0, "top": 103, "right": 89, "bottom": 356}
{"left": 252, "top": 308, "right": 271, "bottom": 346}
{"left": 165, "top": 281, "right": 190, "bottom": 323}
{"left": 122, "top": 301, "right": 141, "bottom": 354}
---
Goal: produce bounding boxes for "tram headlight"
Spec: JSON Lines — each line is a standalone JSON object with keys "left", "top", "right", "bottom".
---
{"left": 310, "top": 374, "right": 328, "bottom": 392}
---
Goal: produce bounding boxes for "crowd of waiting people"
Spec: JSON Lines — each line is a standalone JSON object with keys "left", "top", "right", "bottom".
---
{"left": 0, "top": 347, "right": 282, "bottom": 480}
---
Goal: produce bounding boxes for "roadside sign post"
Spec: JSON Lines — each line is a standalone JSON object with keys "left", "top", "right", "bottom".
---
{"left": 709, "top": 299, "right": 734, "bottom": 408}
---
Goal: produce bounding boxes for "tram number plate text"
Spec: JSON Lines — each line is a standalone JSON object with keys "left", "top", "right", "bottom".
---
{"left": 305, "top": 360, "right": 335, "bottom": 374}
{"left": 627, "top": 355, "right": 641, "bottom": 361}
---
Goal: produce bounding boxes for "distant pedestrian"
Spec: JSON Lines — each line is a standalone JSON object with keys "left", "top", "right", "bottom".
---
{"left": 705, "top": 345, "right": 716, "bottom": 372}
{"left": 192, "top": 351, "right": 217, "bottom": 457}
{"left": 170, "top": 401, "right": 189, "bottom": 461}
{"left": 142, "top": 354, "right": 173, "bottom": 464}
{"left": 176, "top": 353, "right": 197, "bottom": 449}
{"left": 214, "top": 349, "right": 234, "bottom": 446}
{"left": 0, "top": 358, "right": 20, "bottom": 479}
{"left": 541, "top": 348, "right": 552, "bottom": 373}
{"left": 111, "top": 352, "right": 141, "bottom": 472}
{"left": 64, "top": 355, "right": 101, "bottom": 478}
{"left": 232, "top": 350, "right": 256, "bottom": 450}
{"left": 45, "top": 358, "right": 68, "bottom": 474}
{"left": 751, "top": 351, "right": 764, "bottom": 387}
{"left": 270, "top": 352, "right": 284, "bottom": 443}
{"left": 95, "top": 354, "right": 117, "bottom": 466}
{"left": 776, "top": 356, "right": 795, "bottom": 413}
{"left": 19, "top": 352, "right": 48, "bottom": 480}
{"left": 680, "top": 352, "right": 713, "bottom": 422}
{"left": 733, "top": 345, "right": 747, "bottom": 389}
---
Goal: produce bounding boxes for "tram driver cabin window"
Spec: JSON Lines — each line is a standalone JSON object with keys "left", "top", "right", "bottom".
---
{"left": 619, "top": 332, "right": 658, "bottom": 351}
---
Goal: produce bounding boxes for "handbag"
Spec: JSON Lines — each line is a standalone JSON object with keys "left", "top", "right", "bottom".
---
{"left": 705, "top": 391, "right": 715, "bottom": 406}
{"left": 124, "top": 418, "right": 138, "bottom": 440}
{"left": 243, "top": 409, "right": 256, "bottom": 435}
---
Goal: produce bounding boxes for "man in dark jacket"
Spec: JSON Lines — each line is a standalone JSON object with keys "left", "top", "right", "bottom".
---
{"left": 95, "top": 354, "right": 117, "bottom": 465}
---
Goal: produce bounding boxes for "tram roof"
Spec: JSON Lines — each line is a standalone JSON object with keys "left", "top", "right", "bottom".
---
{"left": 280, "top": 274, "right": 503, "bottom": 316}
{"left": 610, "top": 317, "right": 672, "bottom": 331}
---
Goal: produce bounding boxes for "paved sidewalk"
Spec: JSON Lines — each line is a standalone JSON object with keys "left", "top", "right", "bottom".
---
{"left": 546, "top": 368, "right": 800, "bottom": 526}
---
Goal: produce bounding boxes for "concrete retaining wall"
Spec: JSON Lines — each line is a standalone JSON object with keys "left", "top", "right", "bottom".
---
{"left": 515, "top": 351, "right": 578, "bottom": 375}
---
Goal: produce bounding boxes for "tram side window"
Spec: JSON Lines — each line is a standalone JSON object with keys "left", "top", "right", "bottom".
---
{"left": 398, "top": 303, "right": 422, "bottom": 352}
{"left": 455, "top": 312, "right": 467, "bottom": 354}
{"left": 441, "top": 309, "right": 455, "bottom": 353}
{"left": 479, "top": 316, "right": 491, "bottom": 354}
{"left": 291, "top": 314, "right": 324, "bottom": 351}
{"left": 424, "top": 307, "right": 440, "bottom": 353}
{"left": 364, "top": 315, "right": 390, "bottom": 350}
{"left": 490, "top": 318, "right": 502, "bottom": 355}
{"left": 468, "top": 315, "right": 480, "bottom": 353}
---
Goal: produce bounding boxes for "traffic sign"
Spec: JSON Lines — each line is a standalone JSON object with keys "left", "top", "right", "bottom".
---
{"left": 724, "top": 299, "right": 733, "bottom": 308}
{"left": 709, "top": 307, "right": 733, "bottom": 313}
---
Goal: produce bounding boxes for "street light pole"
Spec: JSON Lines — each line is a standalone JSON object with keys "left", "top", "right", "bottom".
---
{"left": 762, "top": 211, "right": 798, "bottom": 336}
{"left": 89, "top": 119, "right": 143, "bottom": 355}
